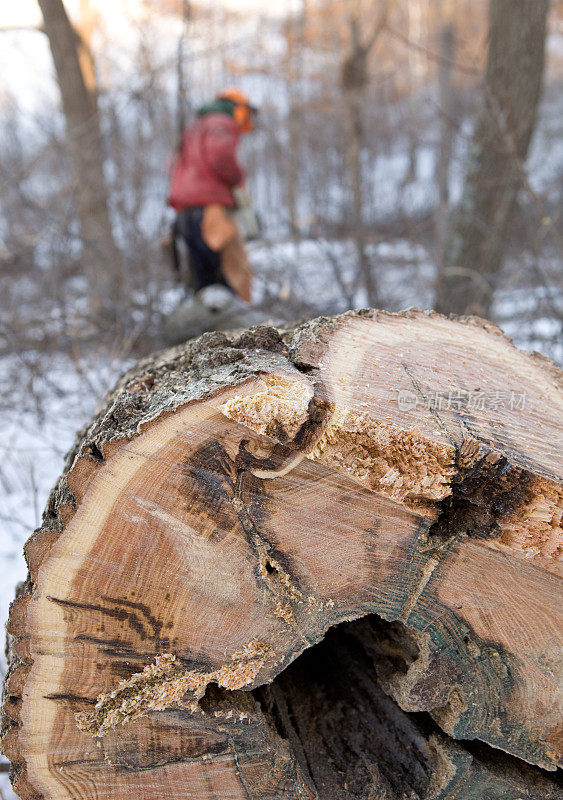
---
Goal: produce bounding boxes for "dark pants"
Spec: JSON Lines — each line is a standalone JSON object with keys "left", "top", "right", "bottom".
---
{"left": 174, "top": 208, "right": 230, "bottom": 293}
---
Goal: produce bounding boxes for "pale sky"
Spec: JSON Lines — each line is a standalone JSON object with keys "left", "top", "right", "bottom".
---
{"left": 0, "top": 0, "right": 300, "bottom": 27}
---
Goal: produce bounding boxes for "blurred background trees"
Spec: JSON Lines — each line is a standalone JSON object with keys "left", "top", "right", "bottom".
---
{"left": 0, "top": 0, "right": 561, "bottom": 357}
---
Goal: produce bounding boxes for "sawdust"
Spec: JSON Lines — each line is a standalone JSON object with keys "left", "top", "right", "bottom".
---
{"left": 76, "top": 640, "right": 271, "bottom": 737}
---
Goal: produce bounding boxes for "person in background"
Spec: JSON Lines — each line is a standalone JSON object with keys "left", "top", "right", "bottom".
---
{"left": 168, "top": 88, "right": 257, "bottom": 303}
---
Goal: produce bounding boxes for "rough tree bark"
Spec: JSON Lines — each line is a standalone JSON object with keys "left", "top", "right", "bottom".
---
{"left": 2, "top": 310, "right": 562, "bottom": 800}
{"left": 435, "top": 0, "right": 549, "bottom": 318}
{"left": 38, "top": 0, "right": 119, "bottom": 315}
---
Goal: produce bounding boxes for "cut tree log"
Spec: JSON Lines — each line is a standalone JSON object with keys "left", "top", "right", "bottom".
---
{"left": 2, "top": 310, "right": 562, "bottom": 800}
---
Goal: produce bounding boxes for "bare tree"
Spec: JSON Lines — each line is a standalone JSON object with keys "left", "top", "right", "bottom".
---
{"left": 402, "top": 0, "right": 426, "bottom": 183}
{"left": 38, "top": 0, "right": 119, "bottom": 316}
{"left": 341, "top": 0, "right": 393, "bottom": 306}
{"left": 434, "top": 0, "right": 456, "bottom": 260}
{"left": 285, "top": 1, "right": 307, "bottom": 240}
{"left": 435, "top": 0, "right": 549, "bottom": 317}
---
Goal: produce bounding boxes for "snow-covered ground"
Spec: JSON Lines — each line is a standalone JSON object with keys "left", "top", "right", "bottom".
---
{"left": 0, "top": 352, "right": 129, "bottom": 665}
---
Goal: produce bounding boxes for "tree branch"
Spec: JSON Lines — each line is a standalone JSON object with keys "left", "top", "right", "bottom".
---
{"left": 0, "top": 25, "right": 44, "bottom": 34}
{"left": 363, "top": 0, "right": 395, "bottom": 54}
{"left": 385, "top": 21, "right": 479, "bottom": 76}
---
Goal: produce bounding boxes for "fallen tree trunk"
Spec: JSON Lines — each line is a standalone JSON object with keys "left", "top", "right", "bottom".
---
{"left": 2, "top": 309, "right": 562, "bottom": 800}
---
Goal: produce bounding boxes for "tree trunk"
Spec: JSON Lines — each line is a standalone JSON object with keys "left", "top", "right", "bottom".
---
{"left": 403, "top": 0, "right": 425, "bottom": 184}
{"left": 2, "top": 311, "right": 562, "bottom": 799}
{"left": 286, "top": 2, "right": 307, "bottom": 241}
{"left": 346, "top": 84, "right": 378, "bottom": 306}
{"left": 340, "top": 0, "right": 392, "bottom": 308}
{"left": 435, "top": 0, "right": 548, "bottom": 318}
{"left": 38, "top": 0, "right": 119, "bottom": 316}
{"left": 435, "top": 0, "right": 455, "bottom": 262}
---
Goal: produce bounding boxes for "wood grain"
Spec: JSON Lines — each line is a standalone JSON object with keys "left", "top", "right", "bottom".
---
{"left": 2, "top": 312, "right": 562, "bottom": 800}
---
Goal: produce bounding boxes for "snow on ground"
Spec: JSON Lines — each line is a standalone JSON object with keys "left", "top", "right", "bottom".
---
{"left": 250, "top": 237, "right": 436, "bottom": 311}
{"left": 0, "top": 352, "right": 129, "bottom": 664}
{"left": 0, "top": 346, "right": 131, "bottom": 792}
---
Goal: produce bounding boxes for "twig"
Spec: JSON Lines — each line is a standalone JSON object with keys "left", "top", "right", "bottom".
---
{"left": 385, "top": 22, "right": 480, "bottom": 76}
{"left": 0, "top": 25, "right": 44, "bottom": 34}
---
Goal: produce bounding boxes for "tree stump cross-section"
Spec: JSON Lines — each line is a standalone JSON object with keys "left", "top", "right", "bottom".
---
{"left": 2, "top": 310, "right": 562, "bottom": 800}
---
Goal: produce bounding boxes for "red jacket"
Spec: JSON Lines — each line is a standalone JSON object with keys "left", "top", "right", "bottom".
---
{"left": 168, "top": 113, "right": 244, "bottom": 210}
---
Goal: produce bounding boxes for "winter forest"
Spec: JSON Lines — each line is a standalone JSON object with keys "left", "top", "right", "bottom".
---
{"left": 1, "top": 1, "right": 562, "bottom": 798}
